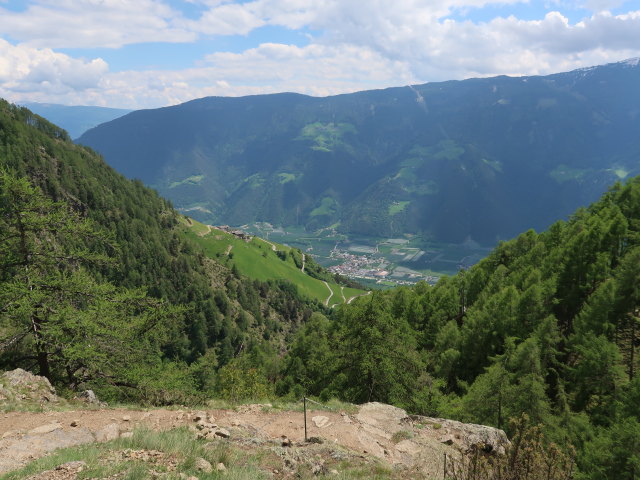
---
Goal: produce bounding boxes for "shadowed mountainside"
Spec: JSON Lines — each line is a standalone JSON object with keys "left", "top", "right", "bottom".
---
{"left": 79, "top": 58, "right": 640, "bottom": 245}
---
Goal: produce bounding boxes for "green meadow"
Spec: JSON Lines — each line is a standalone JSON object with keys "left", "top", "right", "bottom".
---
{"left": 182, "top": 219, "right": 365, "bottom": 306}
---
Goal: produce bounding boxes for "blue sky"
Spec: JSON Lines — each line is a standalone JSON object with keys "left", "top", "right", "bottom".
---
{"left": 0, "top": 0, "right": 639, "bottom": 109}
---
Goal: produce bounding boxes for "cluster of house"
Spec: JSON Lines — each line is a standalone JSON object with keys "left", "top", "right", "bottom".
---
{"left": 216, "top": 225, "right": 253, "bottom": 241}
{"left": 328, "top": 249, "right": 390, "bottom": 279}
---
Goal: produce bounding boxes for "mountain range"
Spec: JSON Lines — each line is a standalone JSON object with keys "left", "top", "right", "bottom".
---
{"left": 21, "top": 102, "right": 131, "bottom": 139}
{"left": 2, "top": 92, "right": 639, "bottom": 479}
{"left": 78, "top": 58, "right": 640, "bottom": 245}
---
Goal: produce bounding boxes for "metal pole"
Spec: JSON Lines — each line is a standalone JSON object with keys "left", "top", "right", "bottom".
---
{"left": 303, "top": 396, "right": 308, "bottom": 442}
{"left": 444, "top": 453, "right": 447, "bottom": 479}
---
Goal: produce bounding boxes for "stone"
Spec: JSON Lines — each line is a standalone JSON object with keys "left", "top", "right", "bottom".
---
{"left": 281, "top": 435, "right": 292, "bottom": 447}
{"left": 195, "top": 457, "right": 213, "bottom": 473}
{"left": 120, "top": 432, "right": 134, "bottom": 439}
{"left": 70, "top": 420, "right": 79, "bottom": 427}
{"left": 29, "top": 423, "right": 62, "bottom": 435}
{"left": 95, "top": 423, "right": 119, "bottom": 442}
{"left": 216, "top": 462, "right": 227, "bottom": 471}
{"left": 356, "top": 403, "right": 409, "bottom": 434}
{"left": 214, "top": 428, "right": 230, "bottom": 438}
{"left": 0, "top": 427, "right": 94, "bottom": 475}
{"left": 0, "top": 369, "right": 58, "bottom": 403}
{"left": 24, "top": 461, "right": 87, "bottom": 480}
{"left": 439, "top": 434, "right": 455, "bottom": 445}
{"left": 122, "top": 415, "right": 131, "bottom": 422}
{"left": 76, "top": 390, "right": 99, "bottom": 404}
{"left": 412, "top": 415, "right": 510, "bottom": 455}
{"left": 180, "top": 475, "right": 199, "bottom": 480}
{"left": 193, "top": 411, "right": 207, "bottom": 422}
{"left": 312, "top": 416, "right": 332, "bottom": 428}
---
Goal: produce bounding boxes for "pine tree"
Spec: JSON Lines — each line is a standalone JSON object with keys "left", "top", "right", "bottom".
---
{"left": 0, "top": 172, "right": 182, "bottom": 396}
{"left": 0, "top": 170, "right": 111, "bottom": 378}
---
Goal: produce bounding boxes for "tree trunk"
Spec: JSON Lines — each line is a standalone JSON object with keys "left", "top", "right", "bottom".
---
{"left": 31, "top": 314, "right": 51, "bottom": 380}
{"left": 37, "top": 349, "right": 50, "bottom": 379}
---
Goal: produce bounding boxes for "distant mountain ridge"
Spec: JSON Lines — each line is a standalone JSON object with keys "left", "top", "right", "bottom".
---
{"left": 78, "top": 59, "right": 640, "bottom": 245}
{"left": 21, "top": 102, "right": 131, "bottom": 139}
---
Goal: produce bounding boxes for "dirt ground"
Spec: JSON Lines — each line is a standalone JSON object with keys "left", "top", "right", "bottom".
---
{"left": 0, "top": 403, "right": 463, "bottom": 477}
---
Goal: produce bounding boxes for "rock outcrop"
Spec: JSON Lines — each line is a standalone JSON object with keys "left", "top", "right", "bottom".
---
{"left": 350, "top": 402, "right": 509, "bottom": 476}
{"left": 0, "top": 369, "right": 58, "bottom": 404}
{"left": 0, "top": 374, "right": 509, "bottom": 479}
{"left": 411, "top": 416, "right": 510, "bottom": 455}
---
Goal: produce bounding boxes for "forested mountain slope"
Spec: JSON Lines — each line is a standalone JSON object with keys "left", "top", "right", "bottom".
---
{"left": 0, "top": 100, "right": 325, "bottom": 403}
{"left": 79, "top": 59, "right": 640, "bottom": 244}
{"left": 276, "top": 175, "right": 640, "bottom": 478}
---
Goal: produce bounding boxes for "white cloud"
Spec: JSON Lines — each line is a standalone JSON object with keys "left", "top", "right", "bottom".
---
{"left": 185, "top": 2, "right": 266, "bottom": 35}
{"left": 2, "top": 1, "right": 640, "bottom": 108}
{"left": 96, "top": 42, "right": 415, "bottom": 108}
{"left": 0, "top": 39, "right": 108, "bottom": 100}
{"left": 582, "top": 0, "right": 629, "bottom": 11}
{"left": 184, "top": 0, "right": 640, "bottom": 80}
{"left": 0, "top": 0, "right": 195, "bottom": 48}
{"left": 2, "top": 40, "right": 415, "bottom": 108}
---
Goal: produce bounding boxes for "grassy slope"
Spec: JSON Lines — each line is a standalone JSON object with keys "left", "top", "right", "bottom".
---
{"left": 182, "top": 219, "right": 365, "bottom": 305}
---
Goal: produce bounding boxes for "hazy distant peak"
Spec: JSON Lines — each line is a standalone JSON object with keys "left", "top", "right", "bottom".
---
{"left": 621, "top": 57, "right": 640, "bottom": 67}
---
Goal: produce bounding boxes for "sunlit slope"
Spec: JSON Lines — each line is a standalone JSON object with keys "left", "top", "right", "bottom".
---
{"left": 182, "top": 219, "right": 365, "bottom": 306}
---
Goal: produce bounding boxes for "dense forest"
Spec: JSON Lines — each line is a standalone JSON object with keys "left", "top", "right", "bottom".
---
{"left": 0, "top": 100, "right": 324, "bottom": 403}
{"left": 273, "top": 176, "right": 640, "bottom": 479}
{"left": 1, "top": 101, "right": 639, "bottom": 477}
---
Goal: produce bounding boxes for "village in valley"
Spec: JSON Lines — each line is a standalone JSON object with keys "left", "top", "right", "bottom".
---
{"left": 230, "top": 222, "right": 490, "bottom": 288}
{"left": 325, "top": 242, "right": 438, "bottom": 286}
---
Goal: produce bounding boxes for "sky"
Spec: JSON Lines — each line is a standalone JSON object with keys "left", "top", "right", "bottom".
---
{"left": 1, "top": 0, "right": 640, "bottom": 109}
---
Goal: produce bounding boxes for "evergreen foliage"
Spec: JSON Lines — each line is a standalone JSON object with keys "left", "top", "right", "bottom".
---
{"left": 279, "top": 176, "right": 640, "bottom": 477}
{"left": 0, "top": 100, "right": 321, "bottom": 403}
{"left": 2, "top": 99, "right": 639, "bottom": 476}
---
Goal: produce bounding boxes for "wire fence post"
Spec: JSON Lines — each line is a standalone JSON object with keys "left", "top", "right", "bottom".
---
{"left": 444, "top": 452, "right": 447, "bottom": 479}
{"left": 303, "top": 396, "right": 308, "bottom": 442}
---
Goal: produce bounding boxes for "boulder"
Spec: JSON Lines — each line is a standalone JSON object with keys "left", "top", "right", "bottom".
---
{"left": 413, "top": 416, "right": 509, "bottom": 455}
{"left": 0, "top": 428, "right": 94, "bottom": 474}
{"left": 28, "top": 423, "right": 62, "bottom": 435}
{"left": 356, "top": 403, "right": 410, "bottom": 435}
{"left": 0, "top": 369, "right": 58, "bottom": 403}
{"left": 195, "top": 457, "right": 213, "bottom": 473}
{"left": 95, "top": 423, "right": 120, "bottom": 442}
{"left": 311, "top": 416, "right": 332, "bottom": 428}
{"left": 76, "top": 390, "right": 100, "bottom": 404}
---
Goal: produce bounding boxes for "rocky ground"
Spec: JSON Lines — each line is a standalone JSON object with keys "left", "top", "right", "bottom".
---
{"left": 0, "top": 370, "right": 508, "bottom": 479}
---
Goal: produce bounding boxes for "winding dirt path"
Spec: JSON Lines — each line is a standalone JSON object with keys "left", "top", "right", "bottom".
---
{"left": 322, "top": 281, "right": 334, "bottom": 306}
{"left": 347, "top": 290, "right": 372, "bottom": 304}
{"left": 256, "top": 237, "right": 277, "bottom": 252}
